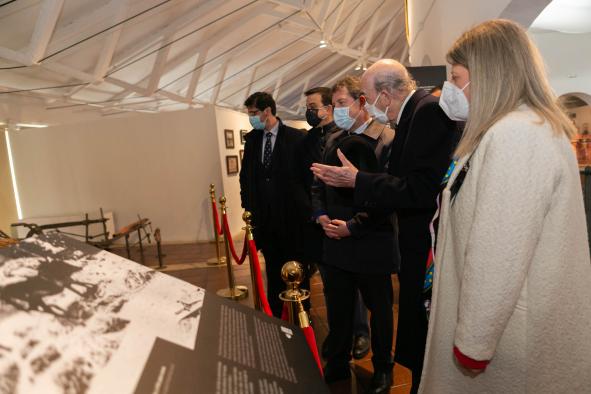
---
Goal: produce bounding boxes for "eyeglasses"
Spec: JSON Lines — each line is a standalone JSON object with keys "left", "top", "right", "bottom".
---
{"left": 305, "top": 105, "right": 330, "bottom": 111}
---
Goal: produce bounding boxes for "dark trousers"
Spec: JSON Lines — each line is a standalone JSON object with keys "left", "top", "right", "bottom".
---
{"left": 394, "top": 247, "right": 430, "bottom": 394}
{"left": 321, "top": 264, "right": 394, "bottom": 372}
{"left": 319, "top": 264, "right": 369, "bottom": 338}
{"left": 262, "top": 246, "right": 310, "bottom": 318}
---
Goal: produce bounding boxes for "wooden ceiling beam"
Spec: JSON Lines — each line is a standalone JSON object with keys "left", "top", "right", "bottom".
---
{"left": 92, "top": 0, "right": 130, "bottom": 82}
{"left": 28, "top": 0, "right": 66, "bottom": 63}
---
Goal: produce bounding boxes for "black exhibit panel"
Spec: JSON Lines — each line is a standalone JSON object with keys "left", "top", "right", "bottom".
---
{"left": 407, "top": 65, "right": 447, "bottom": 90}
{"left": 0, "top": 234, "right": 327, "bottom": 394}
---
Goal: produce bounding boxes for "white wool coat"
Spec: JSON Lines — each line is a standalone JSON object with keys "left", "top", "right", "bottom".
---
{"left": 419, "top": 106, "right": 591, "bottom": 394}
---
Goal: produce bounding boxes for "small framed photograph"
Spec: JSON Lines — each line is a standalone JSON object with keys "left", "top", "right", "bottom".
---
{"left": 224, "top": 129, "right": 235, "bottom": 149}
{"left": 240, "top": 129, "right": 249, "bottom": 145}
{"left": 226, "top": 155, "right": 239, "bottom": 175}
{"left": 239, "top": 149, "right": 244, "bottom": 161}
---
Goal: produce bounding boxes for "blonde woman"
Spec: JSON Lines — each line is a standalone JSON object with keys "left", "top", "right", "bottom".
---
{"left": 420, "top": 19, "right": 591, "bottom": 393}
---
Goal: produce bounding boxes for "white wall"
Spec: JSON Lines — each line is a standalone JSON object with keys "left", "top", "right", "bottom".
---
{"left": 9, "top": 106, "right": 223, "bottom": 243}
{"left": 283, "top": 120, "right": 308, "bottom": 130}
{"left": 407, "top": 0, "right": 512, "bottom": 67}
{"left": 214, "top": 106, "right": 251, "bottom": 237}
{"left": 530, "top": 31, "right": 591, "bottom": 97}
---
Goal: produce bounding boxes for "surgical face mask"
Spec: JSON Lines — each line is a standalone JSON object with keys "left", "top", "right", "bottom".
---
{"left": 365, "top": 92, "right": 389, "bottom": 124}
{"left": 439, "top": 81, "right": 470, "bottom": 121}
{"left": 334, "top": 100, "right": 360, "bottom": 130}
{"left": 249, "top": 112, "right": 266, "bottom": 130}
{"left": 305, "top": 107, "right": 327, "bottom": 128}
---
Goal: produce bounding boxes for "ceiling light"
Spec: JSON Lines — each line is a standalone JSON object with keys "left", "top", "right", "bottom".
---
{"left": 319, "top": 39, "right": 328, "bottom": 48}
{"left": 355, "top": 64, "right": 362, "bottom": 71}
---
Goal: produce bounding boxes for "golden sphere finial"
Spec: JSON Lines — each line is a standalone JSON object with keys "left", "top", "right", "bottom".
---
{"left": 242, "top": 211, "right": 252, "bottom": 223}
{"left": 219, "top": 196, "right": 226, "bottom": 204}
{"left": 281, "top": 261, "right": 303, "bottom": 287}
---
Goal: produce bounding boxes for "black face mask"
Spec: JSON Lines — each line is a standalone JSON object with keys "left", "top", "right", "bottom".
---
{"left": 306, "top": 108, "right": 323, "bottom": 127}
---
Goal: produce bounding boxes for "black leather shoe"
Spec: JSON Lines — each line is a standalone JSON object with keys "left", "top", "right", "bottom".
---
{"left": 365, "top": 370, "right": 393, "bottom": 394}
{"left": 323, "top": 363, "right": 351, "bottom": 384}
{"left": 352, "top": 335, "right": 370, "bottom": 360}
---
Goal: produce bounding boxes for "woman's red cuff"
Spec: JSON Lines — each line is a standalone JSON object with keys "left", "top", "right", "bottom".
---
{"left": 453, "top": 346, "right": 490, "bottom": 370}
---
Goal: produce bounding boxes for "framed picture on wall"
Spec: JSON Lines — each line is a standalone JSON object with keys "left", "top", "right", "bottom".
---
{"left": 240, "top": 129, "right": 249, "bottom": 145}
{"left": 239, "top": 149, "right": 244, "bottom": 161}
{"left": 226, "top": 155, "right": 239, "bottom": 175}
{"left": 224, "top": 129, "right": 235, "bottom": 149}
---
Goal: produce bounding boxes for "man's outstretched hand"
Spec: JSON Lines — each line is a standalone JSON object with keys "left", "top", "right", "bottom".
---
{"left": 311, "top": 149, "right": 358, "bottom": 188}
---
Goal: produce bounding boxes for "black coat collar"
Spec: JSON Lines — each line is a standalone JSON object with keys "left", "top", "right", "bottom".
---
{"left": 309, "top": 121, "right": 339, "bottom": 137}
{"left": 394, "top": 89, "right": 430, "bottom": 131}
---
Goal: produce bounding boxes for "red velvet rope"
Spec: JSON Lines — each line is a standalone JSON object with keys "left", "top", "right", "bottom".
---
{"left": 247, "top": 239, "right": 273, "bottom": 317}
{"left": 281, "top": 298, "right": 322, "bottom": 375}
{"left": 249, "top": 237, "right": 322, "bottom": 375}
{"left": 222, "top": 213, "right": 248, "bottom": 265}
{"left": 303, "top": 326, "right": 323, "bottom": 376}
{"left": 211, "top": 201, "right": 223, "bottom": 236}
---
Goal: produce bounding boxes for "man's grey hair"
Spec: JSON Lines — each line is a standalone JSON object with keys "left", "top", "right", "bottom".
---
{"left": 373, "top": 71, "right": 417, "bottom": 97}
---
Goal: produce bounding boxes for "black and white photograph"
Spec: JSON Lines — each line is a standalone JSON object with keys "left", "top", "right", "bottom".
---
{"left": 0, "top": 234, "right": 204, "bottom": 394}
{"left": 224, "top": 129, "right": 234, "bottom": 149}
{"left": 240, "top": 129, "right": 249, "bottom": 145}
{"left": 226, "top": 155, "right": 239, "bottom": 175}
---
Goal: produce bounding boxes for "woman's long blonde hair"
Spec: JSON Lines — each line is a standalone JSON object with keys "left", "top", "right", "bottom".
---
{"left": 447, "top": 19, "right": 576, "bottom": 158}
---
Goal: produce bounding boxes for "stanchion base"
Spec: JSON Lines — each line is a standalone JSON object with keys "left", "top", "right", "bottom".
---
{"left": 217, "top": 286, "right": 248, "bottom": 300}
{"left": 156, "top": 265, "right": 167, "bottom": 270}
{"left": 207, "top": 256, "right": 226, "bottom": 266}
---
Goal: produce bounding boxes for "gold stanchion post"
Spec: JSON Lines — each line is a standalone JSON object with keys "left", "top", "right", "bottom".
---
{"left": 207, "top": 184, "right": 226, "bottom": 266}
{"left": 279, "top": 261, "right": 311, "bottom": 326}
{"left": 243, "top": 211, "right": 261, "bottom": 310}
{"left": 216, "top": 196, "right": 248, "bottom": 300}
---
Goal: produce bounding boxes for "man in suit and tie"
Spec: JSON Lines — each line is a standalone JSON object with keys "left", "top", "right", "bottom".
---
{"left": 311, "top": 76, "right": 397, "bottom": 393}
{"left": 239, "top": 91, "right": 306, "bottom": 317}
{"left": 312, "top": 60, "right": 459, "bottom": 394}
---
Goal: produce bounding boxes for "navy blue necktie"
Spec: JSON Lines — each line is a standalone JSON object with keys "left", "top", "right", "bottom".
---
{"left": 263, "top": 132, "right": 272, "bottom": 168}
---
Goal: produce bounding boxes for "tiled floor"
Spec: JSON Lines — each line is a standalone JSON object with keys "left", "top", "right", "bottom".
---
{"left": 111, "top": 239, "right": 412, "bottom": 394}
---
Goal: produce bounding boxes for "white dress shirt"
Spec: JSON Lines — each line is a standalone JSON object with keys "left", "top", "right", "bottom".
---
{"left": 395, "top": 89, "right": 416, "bottom": 126}
{"left": 349, "top": 119, "right": 372, "bottom": 135}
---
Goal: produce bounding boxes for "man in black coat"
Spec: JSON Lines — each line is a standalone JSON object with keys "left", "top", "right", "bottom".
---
{"left": 312, "top": 60, "right": 459, "bottom": 394}
{"left": 311, "top": 77, "right": 397, "bottom": 393}
{"left": 294, "top": 86, "right": 371, "bottom": 360}
{"left": 239, "top": 92, "right": 306, "bottom": 318}
{"left": 293, "top": 86, "right": 339, "bottom": 266}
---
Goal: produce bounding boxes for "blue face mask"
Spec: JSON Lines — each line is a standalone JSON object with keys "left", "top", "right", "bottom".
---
{"left": 334, "top": 100, "right": 359, "bottom": 130}
{"left": 249, "top": 113, "right": 266, "bottom": 130}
